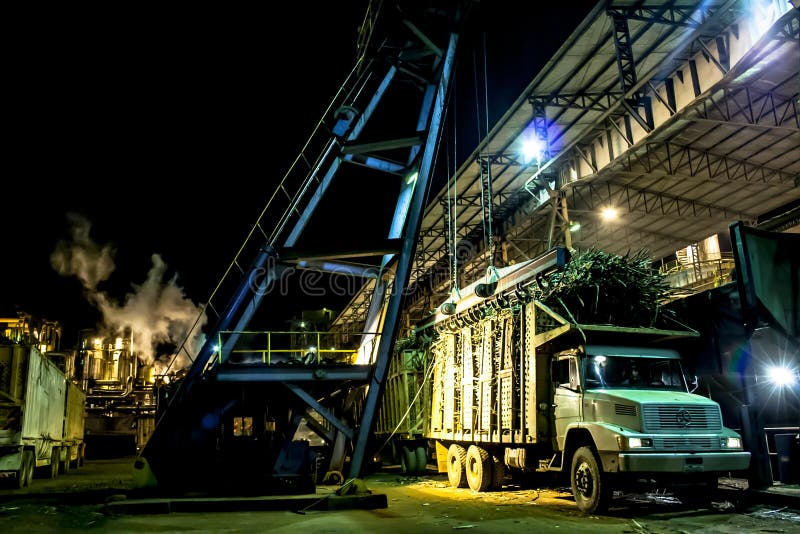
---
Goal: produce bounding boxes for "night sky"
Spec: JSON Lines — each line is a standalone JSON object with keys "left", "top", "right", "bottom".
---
{"left": 3, "top": 2, "right": 597, "bottom": 348}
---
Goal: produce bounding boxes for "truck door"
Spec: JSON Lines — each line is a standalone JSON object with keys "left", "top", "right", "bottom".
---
{"left": 553, "top": 355, "right": 582, "bottom": 451}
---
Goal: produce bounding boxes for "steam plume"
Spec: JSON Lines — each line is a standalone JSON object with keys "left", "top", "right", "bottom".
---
{"left": 51, "top": 213, "right": 207, "bottom": 371}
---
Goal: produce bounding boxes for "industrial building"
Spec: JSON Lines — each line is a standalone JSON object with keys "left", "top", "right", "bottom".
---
{"left": 1, "top": 0, "right": 798, "bottom": 519}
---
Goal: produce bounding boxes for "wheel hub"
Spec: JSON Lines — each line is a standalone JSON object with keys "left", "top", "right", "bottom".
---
{"left": 575, "top": 462, "right": 593, "bottom": 496}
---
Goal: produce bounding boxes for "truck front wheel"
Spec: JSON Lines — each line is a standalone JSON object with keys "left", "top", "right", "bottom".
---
{"left": 570, "top": 446, "right": 612, "bottom": 513}
{"left": 446, "top": 444, "right": 468, "bottom": 488}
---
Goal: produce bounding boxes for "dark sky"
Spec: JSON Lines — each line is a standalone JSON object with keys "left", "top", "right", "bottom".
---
{"left": 3, "top": 2, "right": 597, "bottom": 347}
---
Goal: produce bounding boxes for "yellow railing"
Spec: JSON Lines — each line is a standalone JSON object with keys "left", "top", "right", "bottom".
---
{"left": 215, "top": 330, "right": 382, "bottom": 365}
{"left": 659, "top": 254, "right": 736, "bottom": 293}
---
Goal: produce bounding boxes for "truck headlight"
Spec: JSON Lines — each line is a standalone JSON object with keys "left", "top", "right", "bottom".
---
{"left": 629, "top": 437, "right": 653, "bottom": 448}
{"left": 721, "top": 437, "right": 742, "bottom": 449}
{"left": 617, "top": 436, "right": 652, "bottom": 449}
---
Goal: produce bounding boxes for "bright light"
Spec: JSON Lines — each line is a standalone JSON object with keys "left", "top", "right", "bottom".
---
{"left": 594, "top": 355, "right": 606, "bottom": 363}
{"left": 406, "top": 171, "right": 418, "bottom": 184}
{"left": 212, "top": 344, "right": 220, "bottom": 353}
{"left": 629, "top": 437, "right": 643, "bottom": 448}
{"left": 767, "top": 365, "right": 797, "bottom": 386}
{"left": 723, "top": 437, "right": 742, "bottom": 449}
{"left": 115, "top": 337, "right": 123, "bottom": 350}
{"left": 601, "top": 207, "right": 619, "bottom": 221}
{"left": 522, "top": 136, "right": 546, "bottom": 164}
{"left": 94, "top": 338, "right": 102, "bottom": 346}
{"left": 569, "top": 221, "right": 581, "bottom": 232}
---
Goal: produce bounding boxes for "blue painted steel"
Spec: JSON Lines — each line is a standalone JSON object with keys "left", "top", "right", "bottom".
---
{"left": 349, "top": 27, "right": 462, "bottom": 479}
{"left": 284, "top": 66, "right": 398, "bottom": 248}
{"left": 142, "top": 245, "right": 277, "bottom": 453}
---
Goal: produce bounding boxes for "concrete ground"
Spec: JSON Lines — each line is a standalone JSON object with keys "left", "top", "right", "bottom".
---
{"left": 1, "top": 457, "right": 799, "bottom": 533}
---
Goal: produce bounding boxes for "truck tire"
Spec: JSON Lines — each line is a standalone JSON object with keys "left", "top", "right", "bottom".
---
{"left": 401, "top": 445, "right": 417, "bottom": 474}
{"left": 49, "top": 447, "right": 59, "bottom": 479}
{"left": 69, "top": 445, "right": 79, "bottom": 470}
{"left": 415, "top": 446, "right": 428, "bottom": 473}
{"left": 15, "top": 451, "right": 34, "bottom": 489}
{"left": 60, "top": 447, "right": 71, "bottom": 474}
{"left": 571, "top": 446, "right": 611, "bottom": 513}
{"left": 490, "top": 453, "right": 505, "bottom": 490}
{"left": 447, "top": 444, "right": 468, "bottom": 488}
{"left": 465, "top": 445, "right": 492, "bottom": 492}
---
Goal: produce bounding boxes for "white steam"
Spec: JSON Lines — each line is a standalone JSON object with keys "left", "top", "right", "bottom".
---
{"left": 50, "top": 213, "right": 116, "bottom": 291}
{"left": 51, "top": 213, "right": 207, "bottom": 372}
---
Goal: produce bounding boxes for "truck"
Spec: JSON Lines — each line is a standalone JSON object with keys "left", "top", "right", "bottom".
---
{"left": 0, "top": 342, "right": 86, "bottom": 488}
{"left": 380, "top": 248, "right": 751, "bottom": 513}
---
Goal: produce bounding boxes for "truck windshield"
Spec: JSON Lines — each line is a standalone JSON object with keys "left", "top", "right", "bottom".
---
{"left": 584, "top": 355, "right": 687, "bottom": 391}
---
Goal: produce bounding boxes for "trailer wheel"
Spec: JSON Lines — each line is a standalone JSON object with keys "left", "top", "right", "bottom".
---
{"left": 15, "top": 451, "right": 34, "bottom": 489}
{"left": 570, "top": 446, "right": 611, "bottom": 513}
{"left": 490, "top": 453, "right": 505, "bottom": 490}
{"left": 415, "top": 446, "right": 428, "bottom": 474}
{"left": 401, "top": 445, "right": 417, "bottom": 474}
{"left": 60, "top": 447, "right": 71, "bottom": 474}
{"left": 446, "top": 444, "right": 468, "bottom": 488}
{"left": 465, "top": 445, "right": 492, "bottom": 492}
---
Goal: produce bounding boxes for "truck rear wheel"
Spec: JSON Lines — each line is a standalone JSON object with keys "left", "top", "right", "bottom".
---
{"left": 446, "top": 444, "right": 468, "bottom": 488}
{"left": 465, "top": 445, "right": 492, "bottom": 492}
{"left": 490, "top": 453, "right": 505, "bottom": 490}
{"left": 571, "top": 446, "right": 611, "bottom": 513}
{"left": 49, "top": 447, "right": 59, "bottom": 479}
{"left": 415, "top": 445, "right": 428, "bottom": 473}
{"left": 15, "top": 451, "right": 34, "bottom": 489}
{"left": 60, "top": 447, "right": 71, "bottom": 474}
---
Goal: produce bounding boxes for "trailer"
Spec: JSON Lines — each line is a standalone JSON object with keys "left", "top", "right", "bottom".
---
{"left": 374, "top": 346, "right": 431, "bottom": 474}
{"left": 381, "top": 248, "right": 751, "bottom": 513}
{"left": 0, "top": 342, "right": 86, "bottom": 488}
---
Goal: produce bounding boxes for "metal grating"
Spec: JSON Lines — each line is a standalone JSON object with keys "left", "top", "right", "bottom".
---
{"left": 653, "top": 436, "right": 718, "bottom": 450}
{"left": 642, "top": 405, "right": 722, "bottom": 431}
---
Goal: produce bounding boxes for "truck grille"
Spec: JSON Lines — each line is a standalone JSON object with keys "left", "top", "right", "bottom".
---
{"left": 642, "top": 405, "right": 721, "bottom": 431}
{"left": 653, "top": 436, "right": 717, "bottom": 450}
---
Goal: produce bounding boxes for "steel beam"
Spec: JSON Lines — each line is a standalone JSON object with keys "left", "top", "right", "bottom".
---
{"left": 349, "top": 20, "right": 462, "bottom": 479}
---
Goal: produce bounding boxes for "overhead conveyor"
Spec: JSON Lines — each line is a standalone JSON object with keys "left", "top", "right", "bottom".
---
{"left": 136, "top": 0, "right": 474, "bottom": 494}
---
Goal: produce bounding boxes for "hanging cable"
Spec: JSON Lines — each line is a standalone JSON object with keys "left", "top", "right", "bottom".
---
{"left": 482, "top": 32, "right": 495, "bottom": 270}
{"left": 473, "top": 47, "right": 489, "bottom": 256}
{"left": 451, "top": 85, "right": 459, "bottom": 295}
{"left": 442, "top": 84, "right": 460, "bottom": 316}
{"left": 476, "top": 32, "right": 498, "bottom": 298}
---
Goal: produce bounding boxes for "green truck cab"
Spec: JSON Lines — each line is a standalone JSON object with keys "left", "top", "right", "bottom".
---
{"left": 552, "top": 344, "right": 750, "bottom": 511}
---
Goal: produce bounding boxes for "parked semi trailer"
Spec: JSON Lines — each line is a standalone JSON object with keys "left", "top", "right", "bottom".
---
{"left": 0, "top": 342, "right": 86, "bottom": 488}
{"left": 381, "top": 248, "right": 751, "bottom": 513}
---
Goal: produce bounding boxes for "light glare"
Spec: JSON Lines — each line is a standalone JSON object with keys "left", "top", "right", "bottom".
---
{"left": 601, "top": 207, "right": 618, "bottom": 221}
{"left": 522, "top": 137, "right": 545, "bottom": 164}
{"left": 767, "top": 365, "right": 797, "bottom": 386}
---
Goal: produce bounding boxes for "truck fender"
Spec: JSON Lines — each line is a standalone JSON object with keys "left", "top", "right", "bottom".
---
{"left": 563, "top": 424, "right": 621, "bottom": 473}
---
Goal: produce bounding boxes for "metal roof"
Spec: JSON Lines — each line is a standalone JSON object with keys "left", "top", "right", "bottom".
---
{"left": 332, "top": 0, "right": 799, "bottom": 332}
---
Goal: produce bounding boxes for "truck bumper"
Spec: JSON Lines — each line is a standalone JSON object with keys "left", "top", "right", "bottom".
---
{"left": 619, "top": 451, "right": 751, "bottom": 473}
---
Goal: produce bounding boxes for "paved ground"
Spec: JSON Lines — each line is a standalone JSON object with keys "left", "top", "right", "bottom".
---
{"left": 1, "top": 457, "right": 799, "bottom": 533}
